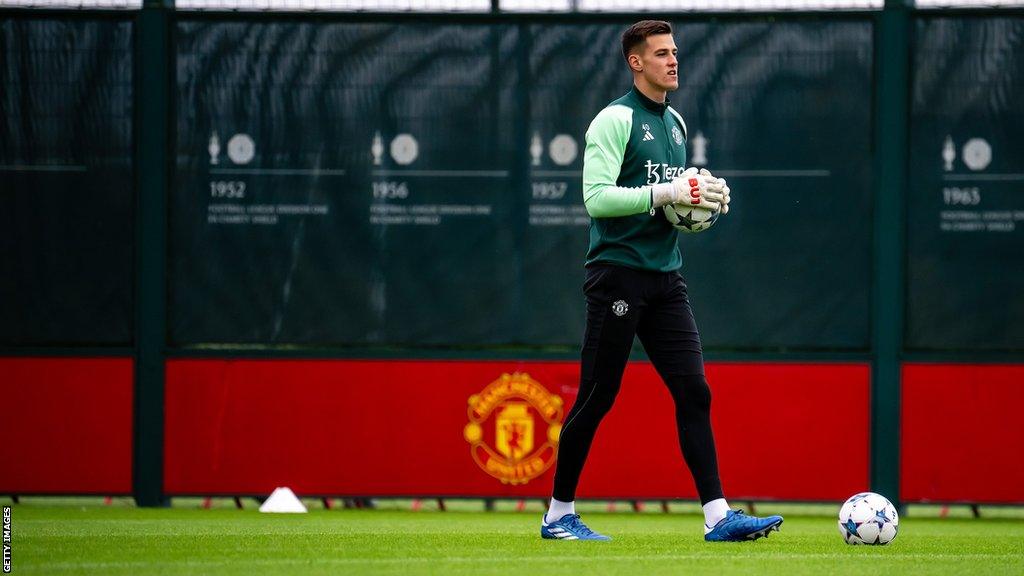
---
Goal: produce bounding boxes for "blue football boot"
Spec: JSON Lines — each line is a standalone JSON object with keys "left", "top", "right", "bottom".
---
{"left": 704, "top": 509, "right": 783, "bottom": 542}
{"left": 541, "top": 514, "right": 611, "bottom": 541}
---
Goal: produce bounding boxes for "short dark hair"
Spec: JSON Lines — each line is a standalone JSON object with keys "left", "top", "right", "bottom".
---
{"left": 621, "top": 20, "right": 673, "bottom": 63}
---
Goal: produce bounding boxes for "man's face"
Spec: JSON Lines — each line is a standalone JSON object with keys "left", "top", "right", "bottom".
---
{"left": 637, "top": 34, "right": 679, "bottom": 91}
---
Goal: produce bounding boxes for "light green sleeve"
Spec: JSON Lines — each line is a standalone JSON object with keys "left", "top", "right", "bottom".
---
{"left": 582, "top": 105, "right": 652, "bottom": 218}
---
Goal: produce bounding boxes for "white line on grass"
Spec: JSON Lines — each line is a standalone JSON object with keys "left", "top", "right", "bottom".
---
{"left": 31, "top": 552, "right": 1024, "bottom": 570}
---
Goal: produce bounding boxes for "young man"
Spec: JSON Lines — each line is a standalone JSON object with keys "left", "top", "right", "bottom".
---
{"left": 540, "top": 20, "right": 783, "bottom": 542}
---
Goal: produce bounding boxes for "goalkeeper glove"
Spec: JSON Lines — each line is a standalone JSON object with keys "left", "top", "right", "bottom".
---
{"left": 651, "top": 167, "right": 725, "bottom": 212}
{"left": 698, "top": 168, "right": 730, "bottom": 215}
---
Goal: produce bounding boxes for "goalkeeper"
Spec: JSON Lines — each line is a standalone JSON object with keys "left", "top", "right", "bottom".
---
{"left": 540, "top": 20, "right": 783, "bottom": 543}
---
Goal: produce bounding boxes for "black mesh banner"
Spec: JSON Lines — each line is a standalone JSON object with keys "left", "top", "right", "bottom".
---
{"left": 656, "top": 21, "right": 873, "bottom": 350}
{"left": 171, "top": 20, "right": 873, "bottom": 350}
{"left": 907, "top": 17, "right": 1024, "bottom": 351}
{"left": 0, "top": 19, "right": 134, "bottom": 346}
{"left": 172, "top": 23, "right": 520, "bottom": 345}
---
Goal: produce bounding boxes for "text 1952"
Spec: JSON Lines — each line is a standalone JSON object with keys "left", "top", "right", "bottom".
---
{"left": 210, "top": 180, "right": 246, "bottom": 199}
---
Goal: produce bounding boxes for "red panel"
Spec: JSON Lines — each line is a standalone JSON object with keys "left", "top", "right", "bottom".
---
{"left": 166, "top": 359, "right": 868, "bottom": 500}
{"left": 583, "top": 362, "right": 870, "bottom": 501}
{"left": 902, "top": 364, "right": 1024, "bottom": 504}
{"left": 0, "top": 357, "right": 134, "bottom": 494}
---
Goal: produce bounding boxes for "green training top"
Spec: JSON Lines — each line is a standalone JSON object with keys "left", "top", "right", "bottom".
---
{"left": 582, "top": 85, "right": 688, "bottom": 272}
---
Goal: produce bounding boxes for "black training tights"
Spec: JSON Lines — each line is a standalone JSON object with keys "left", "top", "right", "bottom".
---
{"left": 551, "top": 264, "right": 724, "bottom": 505}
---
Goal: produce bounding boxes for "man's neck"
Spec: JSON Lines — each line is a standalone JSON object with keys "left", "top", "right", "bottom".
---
{"left": 633, "top": 79, "right": 667, "bottom": 103}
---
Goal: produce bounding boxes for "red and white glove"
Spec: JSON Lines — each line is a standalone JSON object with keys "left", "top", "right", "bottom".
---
{"left": 698, "top": 168, "right": 730, "bottom": 215}
{"left": 651, "top": 167, "right": 727, "bottom": 212}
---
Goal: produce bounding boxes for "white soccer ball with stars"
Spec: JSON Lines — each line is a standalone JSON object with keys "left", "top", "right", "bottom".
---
{"left": 663, "top": 203, "right": 719, "bottom": 233}
{"left": 838, "top": 492, "right": 899, "bottom": 545}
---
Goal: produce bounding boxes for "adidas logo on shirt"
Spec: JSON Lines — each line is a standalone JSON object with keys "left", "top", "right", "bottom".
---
{"left": 641, "top": 123, "right": 655, "bottom": 141}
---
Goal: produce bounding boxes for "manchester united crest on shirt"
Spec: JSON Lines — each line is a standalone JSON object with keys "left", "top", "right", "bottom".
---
{"left": 672, "top": 125, "right": 683, "bottom": 146}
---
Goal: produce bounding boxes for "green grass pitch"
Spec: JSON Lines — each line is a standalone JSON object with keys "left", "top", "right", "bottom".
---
{"left": 9, "top": 500, "right": 1024, "bottom": 575}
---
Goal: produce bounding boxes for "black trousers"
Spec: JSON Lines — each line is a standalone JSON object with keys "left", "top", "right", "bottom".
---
{"left": 552, "top": 264, "right": 725, "bottom": 505}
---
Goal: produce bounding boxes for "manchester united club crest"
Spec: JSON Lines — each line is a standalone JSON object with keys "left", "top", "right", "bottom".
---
{"left": 672, "top": 125, "right": 683, "bottom": 146}
{"left": 612, "top": 300, "right": 629, "bottom": 317}
{"left": 464, "top": 373, "right": 564, "bottom": 485}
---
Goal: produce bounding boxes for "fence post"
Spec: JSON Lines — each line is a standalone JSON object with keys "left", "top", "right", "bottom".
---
{"left": 134, "top": 0, "right": 173, "bottom": 507}
{"left": 871, "top": 0, "right": 910, "bottom": 506}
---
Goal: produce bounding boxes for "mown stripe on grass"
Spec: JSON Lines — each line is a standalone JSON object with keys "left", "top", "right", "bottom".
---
{"left": 26, "top": 551, "right": 1024, "bottom": 570}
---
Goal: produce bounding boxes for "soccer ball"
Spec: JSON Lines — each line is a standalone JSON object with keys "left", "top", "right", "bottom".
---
{"left": 663, "top": 204, "right": 719, "bottom": 233}
{"left": 838, "top": 492, "right": 899, "bottom": 545}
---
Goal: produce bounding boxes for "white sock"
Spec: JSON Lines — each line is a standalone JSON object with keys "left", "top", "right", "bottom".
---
{"left": 545, "top": 498, "right": 576, "bottom": 524}
{"left": 702, "top": 498, "right": 730, "bottom": 533}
